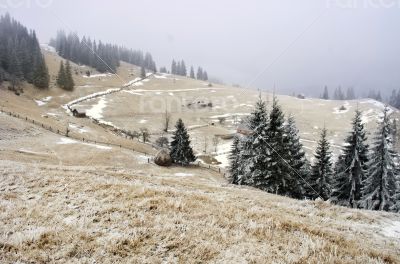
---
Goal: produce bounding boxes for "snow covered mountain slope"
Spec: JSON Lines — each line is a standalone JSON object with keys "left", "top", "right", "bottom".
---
{"left": 0, "top": 112, "right": 399, "bottom": 263}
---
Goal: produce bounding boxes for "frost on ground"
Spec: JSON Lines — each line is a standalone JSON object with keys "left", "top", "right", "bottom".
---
{"left": 56, "top": 137, "right": 112, "bottom": 150}
{"left": 0, "top": 159, "right": 399, "bottom": 263}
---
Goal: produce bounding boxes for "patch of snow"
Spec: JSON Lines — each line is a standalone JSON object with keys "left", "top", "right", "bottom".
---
{"left": 65, "top": 88, "right": 121, "bottom": 108}
{"left": 82, "top": 73, "right": 113, "bottom": 78}
{"left": 123, "top": 90, "right": 143, "bottom": 96}
{"left": 34, "top": 100, "right": 46, "bottom": 106}
{"left": 169, "top": 92, "right": 174, "bottom": 96}
{"left": 57, "top": 138, "right": 77, "bottom": 145}
{"left": 174, "top": 173, "right": 194, "bottom": 177}
{"left": 86, "top": 97, "right": 108, "bottom": 119}
{"left": 333, "top": 101, "right": 351, "bottom": 114}
{"left": 56, "top": 137, "right": 111, "bottom": 150}
{"left": 123, "top": 78, "right": 141, "bottom": 86}
{"left": 69, "top": 123, "right": 89, "bottom": 133}
{"left": 154, "top": 74, "right": 167, "bottom": 79}
{"left": 381, "top": 221, "right": 400, "bottom": 239}
{"left": 139, "top": 120, "right": 147, "bottom": 124}
{"left": 40, "top": 43, "right": 56, "bottom": 53}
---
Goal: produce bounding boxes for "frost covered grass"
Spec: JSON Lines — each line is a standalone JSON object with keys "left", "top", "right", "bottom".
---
{"left": 0, "top": 159, "right": 399, "bottom": 263}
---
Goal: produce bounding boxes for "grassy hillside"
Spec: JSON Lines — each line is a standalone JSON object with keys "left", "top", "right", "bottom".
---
{"left": 0, "top": 112, "right": 399, "bottom": 263}
{"left": 0, "top": 47, "right": 399, "bottom": 263}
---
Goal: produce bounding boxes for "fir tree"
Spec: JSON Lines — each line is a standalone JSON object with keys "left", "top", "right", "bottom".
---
{"left": 196, "top": 67, "right": 203, "bottom": 80}
{"left": 282, "top": 115, "right": 308, "bottom": 199}
{"left": 203, "top": 71, "right": 208, "bottom": 81}
{"left": 64, "top": 60, "right": 74, "bottom": 91}
{"left": 190, "top": 66, "right": 195, "bottom": 79}
{"left": 56, "top": 61, "right": 66, "bottom": 88}
{"left": 170, "top": 119, "right": 196, "bottom": 165}
{"left": 141, "top": 65, "right": 146, "bottom": 78}
{"left": 322, "top": 86, "right": 329, "bottom": 100}
{"left": 180, "top": 60, "right": 187, "bottom": 76}
{"left": 229, "top": 135, "right": 242, "bottom": 184}
{"left": 237, "top": 95, "right": 271, "bottom": 188}
{"left": 32, "top": 56, "right": 49, "bottom": 89}
{"left": 171, "top": 60, "right": 177, "bottom": 75}
{"left": 308, "top": 127, "right": 333, "bottom": 200}
{"left": 361, "top": 107, "right": 399, "bottom": 211}
{"left": 265, "top": 96, "right": 288, "bottom": 195}
{"left": 332, "top": 110, "right": 369, "bottom": 208}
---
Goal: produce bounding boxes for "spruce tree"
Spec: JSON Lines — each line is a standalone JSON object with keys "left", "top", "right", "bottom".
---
{"left": 283, "top": 115, "right": 308, "bottom": 199}
{"left": 332, "top": 110, "right": 369, "bottom": 208}
{"left": 141, "top": 65, "right": 146, "bottom": 78}
{"left": 229, "top": 135, "right": 242, "bottom": 184}
{"left": 196, "top": 67, "right": 203, "bottom": 80}
{"left": 361, "top": 107, "right": 399, "bottom": 211}
{"left": 171, "top": 60, "right": 177, "bottom": 75}
{"left": 308, "top": 127, "right": 333, "bottom": 200}
{"left": 190, "top": 66, "right": 195, "bottom": 79}
{"left": 203, "top": 71, "right": 208, "bottom": 81}
{"left": 265, "top": 96, "right": 288, "bottom": 195}
{"left": 56, "top": 61, "right": 66, "bottom": 88}
{"left": 322, "top": 86, "right": 329, "bottom": 100}
{"left": 170, "top": 119, "right": 196, "bottom": 165}
{"left": 32, "top": 55, "right": 49, "bottom": 89}
{"left": 64, "top": 60, "right": 74, "bottom": 91}
{"left": 237, "top": 95, "right": 271, "bottom": 188}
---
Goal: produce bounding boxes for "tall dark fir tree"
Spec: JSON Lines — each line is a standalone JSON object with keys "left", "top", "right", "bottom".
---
{"left": 229, "top": 135, "right": 242, "bottom": 184}
{"left": 361, "top": 107, "right": 399, "bottom": 211}
{"left": 237, "top": 96, "right": 271, "bottom": 188}
{"left": 282, "top": 115, "right": 308, "bottom": 199}
{"left": 308, "top": 127, "right": 333, "bottom": 200}
{"left": 332, "top": 110, "right": 369, "bottom": 208}
{"left": 170, "top": 119, "right": 196, "bottom": 165}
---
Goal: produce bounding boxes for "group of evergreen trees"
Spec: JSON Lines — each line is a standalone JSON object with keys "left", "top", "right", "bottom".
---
{"left": 169, "top": 59, "right": 208, "bottom": 81}
{"left": 389, "top": 89, "right": 400, "bottom": 109}
{"left": 230, "top": 96, "right": 309, "bottom": 199}
{"left": 321, "top": 86, "right": 356, "bottom": 100}
{"left": 0, "top": 13, "right": 49, "bottom": 89}
{"left": 230, "top": 96, "right": 400, "bottom": 212}
{"left": 56, "top": 60, "right": 74, "bottom": 91}
{"left": 50, "top": 31, "right": 157, "bottom": 74}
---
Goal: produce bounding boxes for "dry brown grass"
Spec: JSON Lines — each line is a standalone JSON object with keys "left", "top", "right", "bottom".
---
{"left": 1, "top": 157, "right": 399, "bottom": 263}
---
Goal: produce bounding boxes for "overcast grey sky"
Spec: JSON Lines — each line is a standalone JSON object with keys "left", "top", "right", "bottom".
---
{"left": 2, "top": 0, "right": 400, "bottom": 96}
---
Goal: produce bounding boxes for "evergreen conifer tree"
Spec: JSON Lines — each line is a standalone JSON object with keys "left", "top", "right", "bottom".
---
{"left": 64, "top": 60, "right": 74, "bottom": 91}
{"left": 56, "top": 61, "right": 66, "bottom": 88}
{"left": 282, "top": 115, "right": 308, "bottom": 198}
{"left": 196, "top": 67, "right": 203, "bottom": 80}
{"left": 170, "top": 119, "right": 196, "bottom": 165}
{"left": 322, "top": 86, "right": 329, "bottom": 100}
{"left": 229, "top": 135, "right": 242, "bottom": 184}
{"left": 332, "top": 110, "right": 369, "bottom": 207}
{"left": 237, "top": 95, "right": 271, "bottom": 188}
{"left": 265, "top": 96, "right": 288, "bottom": 195}
{"left": 361, "top": 107, "right": 399, "bottom": 211}
{"left": 190, "top": 66, "right": 195, "bottom": 79}
{"left": 32, "top": 56, "right": 49, "bottom": 89}
{"left": 308, "top": 127, "right": 333, "bottom": 200}
{"left": 141, "top": 65, "right": 146, "bottom": 78}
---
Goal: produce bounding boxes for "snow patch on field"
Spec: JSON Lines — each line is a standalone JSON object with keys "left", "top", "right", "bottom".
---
{"left": 82, "top": 73, "right": 113, "bottom": 78}
{"left": 381, "top": 220, "right": 400, "bottom": 239}
{"left": 174, "top": 173, "right": 194, "bottom": 177}
{"left": 86, "top": 97, "right": 107, "bottom": 119}
{"left": 154, "top": 74, "right": 167, "bottom": 79}
{"left": 40, "top": 43, "right": 56, "bottom": 53}
{"left": 66, "top": 88, "right": 121, "bottom": 107}
{"left": 56, "top": 137, "right": 112, "bottom": 150}
{"left": 34, "top": 96, "right": 52, "bottom": 106}
{"left": 139, "top": 119, "right": 147, "bottom": 124}
{"left": 123, "top": 90, "right": 143, "bottom": 96}
{"left": 69, "top": 123, "right": 89, "bottom": 133}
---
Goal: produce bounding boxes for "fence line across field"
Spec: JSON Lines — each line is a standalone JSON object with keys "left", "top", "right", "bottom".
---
{"left": 0, "top": 107, "right": 228, "bottom": 178}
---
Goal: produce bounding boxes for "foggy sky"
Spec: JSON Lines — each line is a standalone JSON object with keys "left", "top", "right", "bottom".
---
{"left": 2, "top": 0, "right": 400, "bottom": 97}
